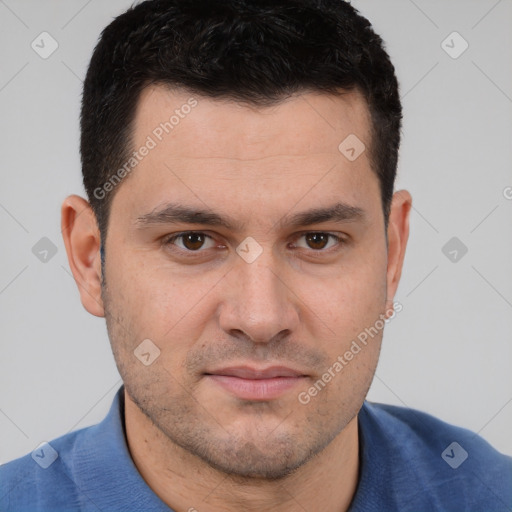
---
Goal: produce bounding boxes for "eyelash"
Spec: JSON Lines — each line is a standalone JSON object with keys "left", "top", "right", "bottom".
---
{"left": 162, "top": 231, "right": 346, "bottom": 257}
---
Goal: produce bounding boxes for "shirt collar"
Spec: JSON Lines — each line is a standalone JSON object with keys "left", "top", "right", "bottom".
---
{"left": 70, "top": 385, "right": 172, "bottom": 511}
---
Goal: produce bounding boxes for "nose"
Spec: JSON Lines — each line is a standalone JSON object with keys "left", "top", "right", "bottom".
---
{"left": 217, "top": 248, "right": 300, "bottom": 345}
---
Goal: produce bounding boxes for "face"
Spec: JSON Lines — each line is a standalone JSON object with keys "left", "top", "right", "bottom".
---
{"left": 101, "top": 85, "right": 392, "bottom": 479}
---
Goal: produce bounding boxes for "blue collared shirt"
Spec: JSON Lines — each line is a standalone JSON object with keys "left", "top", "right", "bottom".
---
{"left": 2, "top": 386, "right": 511, "bottom": 511}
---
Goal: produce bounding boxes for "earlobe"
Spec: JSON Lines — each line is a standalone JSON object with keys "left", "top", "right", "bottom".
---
{"left": 61, "top": 195, "right": 105, "bottom": 317}
{"left": 385, "top": 189, "right": 412, "bottom": 307}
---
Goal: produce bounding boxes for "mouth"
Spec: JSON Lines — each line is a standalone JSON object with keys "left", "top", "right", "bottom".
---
{"left": 204, "top": 366, "right": 308, "bottom": 401}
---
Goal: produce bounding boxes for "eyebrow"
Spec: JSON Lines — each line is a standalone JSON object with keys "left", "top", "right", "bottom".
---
{"left": 135, "top": 201, "right": 367, "bottom": 231}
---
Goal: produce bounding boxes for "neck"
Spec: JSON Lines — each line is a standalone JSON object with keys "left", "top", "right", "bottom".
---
{"left": 124, "top": 390, "right": 360, "bottom": 512}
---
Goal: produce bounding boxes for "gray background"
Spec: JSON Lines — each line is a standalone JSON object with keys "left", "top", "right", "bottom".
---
{"left": 1, "top": 0, "right": 511, "bottom": 464}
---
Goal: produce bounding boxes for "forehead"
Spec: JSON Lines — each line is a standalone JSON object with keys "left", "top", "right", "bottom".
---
{"left": 109, "top": 84, "right": 380, "bottom": 229}
{"left": 133, "top": 84, "right": 372, "bottom": 161}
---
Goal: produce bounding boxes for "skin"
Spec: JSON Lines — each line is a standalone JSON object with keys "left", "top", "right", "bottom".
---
{"left": 62, "top": 85, "right": 412, "bottom": 511}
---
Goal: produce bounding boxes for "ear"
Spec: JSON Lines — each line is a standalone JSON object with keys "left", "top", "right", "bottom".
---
{"left": 385, "top": 189, "right": 412, "bottom": 315}
{"left": 61, "top": 195, "right": 105, "bottom": 317}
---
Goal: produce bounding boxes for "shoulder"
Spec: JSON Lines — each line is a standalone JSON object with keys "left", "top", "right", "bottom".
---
{"left": 360, "top": 400, "right": 512, "bottom": 468}
{"left": 0, "top": 427, "right": 94, "bottom": 512}
{"left": 1, "top": 387, "right": 125, "bottom": 512}
{"left": 0, "top": 388, "right": 170, "bottom": 512}
{"left": 353, "top": 401, "right": 512, "bottom": 511}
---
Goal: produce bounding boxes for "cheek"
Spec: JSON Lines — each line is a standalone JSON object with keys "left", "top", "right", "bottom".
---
{"left": 304, "top": 253, "right": 388, "bottom": 339}
{"left": 105, "top": 251, "right": 217, "bottom": 360}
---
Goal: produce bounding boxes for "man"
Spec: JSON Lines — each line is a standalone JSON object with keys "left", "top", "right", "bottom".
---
{"left": 1, "top": 0, "right": 510, "bottom": 510}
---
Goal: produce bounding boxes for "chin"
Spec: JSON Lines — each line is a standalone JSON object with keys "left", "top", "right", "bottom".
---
{"left": 197, "top": 443, "right": 308, "bottom": 481}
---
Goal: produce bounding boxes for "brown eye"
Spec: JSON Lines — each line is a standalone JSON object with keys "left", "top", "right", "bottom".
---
{"left": 165, "top": 232, "right": 216, "bottom": 252}
{"left": 305, "top": 233, "right": 329, "bottom": 250}
{"left": 181, "top": 233, "right": 206, "bottom": 251}
{"left": 294, "top": 232, "right": 344, "bottom": 252}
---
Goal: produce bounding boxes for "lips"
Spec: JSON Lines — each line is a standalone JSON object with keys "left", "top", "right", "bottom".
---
{"left": 206, "top": 366, "right": 305, "bottom": 379}
{"left": 204, "top": 365, "right": 307, "bottom": 401}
